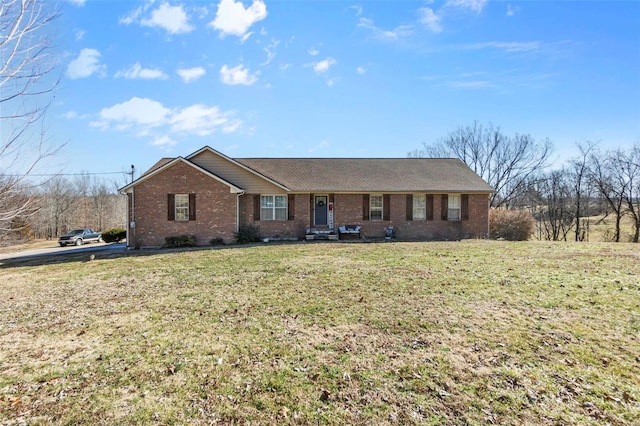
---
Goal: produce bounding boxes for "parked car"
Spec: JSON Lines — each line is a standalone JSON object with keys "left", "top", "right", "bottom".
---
{"left": 58, "top": 229, "right": 103, "bottom": 246}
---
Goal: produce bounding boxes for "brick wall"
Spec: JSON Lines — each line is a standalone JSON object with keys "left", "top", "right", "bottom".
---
{"left": 128, "top": 161, "right": 238, "bottom": 247}
{"left": 235, "top": 192, "right": 490, "bottom": 241}
{"left": 332, "top": 193, "right": 490, "bottom": 240}
{"left": 129, "top": 170, "right": 491, "bottom": 246}
{"left": 239, "top": 193, "right": 310, "bottom": 239}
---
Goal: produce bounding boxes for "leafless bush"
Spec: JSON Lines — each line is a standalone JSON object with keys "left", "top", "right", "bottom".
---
{"left": 490, "top": 209, "right": 535, "bottom": 241}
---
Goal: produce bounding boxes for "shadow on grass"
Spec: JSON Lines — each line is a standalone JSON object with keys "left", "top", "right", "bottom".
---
{"left": 0, "top": 240, "right": 340, "bottom": 269}
{"left": 0, "top": 238, "right": 392, "bottom": 270}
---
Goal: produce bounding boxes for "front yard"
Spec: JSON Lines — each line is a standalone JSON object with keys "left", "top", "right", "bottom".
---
{"left": 0, "top": 241, "right": 638, "bottom": 424}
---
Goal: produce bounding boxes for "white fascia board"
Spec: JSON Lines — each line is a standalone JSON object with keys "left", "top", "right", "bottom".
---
{"left": 119, "top": 157, "right": 244, "bottom": 194}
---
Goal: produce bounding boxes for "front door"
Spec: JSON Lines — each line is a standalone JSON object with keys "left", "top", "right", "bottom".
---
{"left": 314, "top": 196, "right": 328, "bottom": 226}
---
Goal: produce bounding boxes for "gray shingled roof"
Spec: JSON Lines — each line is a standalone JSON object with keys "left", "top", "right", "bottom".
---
{"left": 235, "top": 158, "right": 494, "bottom": 193}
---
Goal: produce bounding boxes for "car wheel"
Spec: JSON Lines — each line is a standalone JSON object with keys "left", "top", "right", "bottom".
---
{"left": 75, "top": 239, "right": 83, "bottom": 246}
{"left": 59, "top": 243, "right": 65, "bottom": 247}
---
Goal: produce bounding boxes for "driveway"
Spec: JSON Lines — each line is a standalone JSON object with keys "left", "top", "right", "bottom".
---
{"left": 0, "top": 242, "right": 127, "bottom": 262}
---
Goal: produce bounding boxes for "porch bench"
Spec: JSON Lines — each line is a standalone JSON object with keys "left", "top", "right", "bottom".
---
{"left": 338, "top": 225, "right": 361, "bottom": 240}
{"left": 305, "top": 228, "right": 339, "bottom": 241}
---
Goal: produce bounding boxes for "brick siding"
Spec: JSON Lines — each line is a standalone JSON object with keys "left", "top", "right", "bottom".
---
{"left": 127, "top": 161, "right": 237, "bottom": 247}
{"left": 331, "top": 193, "right": 490, "bottom": 240}
{"left": 129, "top": 162, "right": 490, "bottom": 245}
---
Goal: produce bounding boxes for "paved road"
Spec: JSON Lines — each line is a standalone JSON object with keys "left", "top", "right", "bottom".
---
{"left": 0, "top": 242, "right": 127, "bottom": 262}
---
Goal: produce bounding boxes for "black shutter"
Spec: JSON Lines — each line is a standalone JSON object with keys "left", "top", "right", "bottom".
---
{"left": 426, "top": 195, "right": 434, "bottom": 220}
{"left": 362, "top": 194, "right": 369, "bottom": 221}
{"left": 167, "top": 194, "right": 175, "bottom": 221}
{"left": 189, "top": 194, "right": 196, "bottom": 221}
{"left": 253, "top": 195, "right": 261, "bottom": 221}
{"left": 383, "top": 194, "right": 390, "bottom": 221}
{"left": 406, "top": 194, "right": 413, "bottom": 221}
{"left": 441, "top": 194, "right": 448, "bottom": 221}
{"left": 461, "top": 194, "right": 469, "bottom": 221}
{"left": 288, "top": 194, "right": 295, "bottom": 220}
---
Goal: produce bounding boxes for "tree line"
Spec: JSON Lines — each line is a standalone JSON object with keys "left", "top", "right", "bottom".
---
{"left": 2, "top": 174, "right": 127, "bottom": 244}
{"left": 410, "top": 122, "right": 640, "bottom": 242}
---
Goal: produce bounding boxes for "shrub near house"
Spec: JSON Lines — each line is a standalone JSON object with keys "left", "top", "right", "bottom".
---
{"left": 119, "top": 147, "right": 494, "bottom": 247}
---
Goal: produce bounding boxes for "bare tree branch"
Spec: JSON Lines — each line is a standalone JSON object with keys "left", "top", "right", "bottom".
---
{"left": 410, "top": 121, "right": 553, "bottom": 207}
{"left": 1, "top": 0, "right": 62, "bottom": 238}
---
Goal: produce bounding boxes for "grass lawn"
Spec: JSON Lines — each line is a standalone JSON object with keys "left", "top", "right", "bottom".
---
{"left": 0, "top": 241, "right": 638, "bottom": 425}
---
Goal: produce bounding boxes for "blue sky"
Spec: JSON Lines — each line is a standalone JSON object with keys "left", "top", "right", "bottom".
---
{"left": 36, "top": 0, "right": 640, "bottom": 179}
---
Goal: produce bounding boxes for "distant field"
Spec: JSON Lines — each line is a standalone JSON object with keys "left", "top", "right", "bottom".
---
{"left": 1, "top": 241, "right": 638, "bottom": 425}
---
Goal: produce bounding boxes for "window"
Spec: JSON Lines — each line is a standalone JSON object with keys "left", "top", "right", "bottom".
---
{"left": 168, "top": 193, "right": 195, "bottom": 221}
{"left": 175, "top": 194, "right": 189, "bottom": 221}
{"left": 413, "top": 194, "right": 426, "bottom": 220}
{"left": 370, "top": 195, "right": 383, "bottom": 221}
{"left": 261, "top": 195, "right": 288, "bottom": 220}
{"left": 448, "top": 194, "right": 461, "bottom": 221}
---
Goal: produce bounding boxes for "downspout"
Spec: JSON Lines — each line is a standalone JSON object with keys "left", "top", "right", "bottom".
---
{"left": 236, "top": 190, "right": 246, "bottom": 235}
{"left": 129, "top": 187, "right": 136, "bottom": 248}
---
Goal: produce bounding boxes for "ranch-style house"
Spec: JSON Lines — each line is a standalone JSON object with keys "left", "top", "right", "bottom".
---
{"left": 119, "top": 146, "right": 494, "bottom": 247}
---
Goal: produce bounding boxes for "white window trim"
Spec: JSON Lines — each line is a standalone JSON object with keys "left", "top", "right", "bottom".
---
{"left": 370, "top": 194, "right": 383, "bottom": 221}
{"left": 175, "top": 193, "right": 189, "bottom": 222}
{"left": 261, "top": 194, "right": 288, "bottom": 221}
{"left": 448, "top": 194, "right": 461, "bottom": 221}
{"left": 413, "top": 194, "right": 426, "bottom": 221}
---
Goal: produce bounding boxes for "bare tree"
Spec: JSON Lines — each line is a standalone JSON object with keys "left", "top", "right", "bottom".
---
{"left": 570, "top": 141, "right": 597, "bottom": 241}
{"left": 0, "top": 0, "right": 61, "bottom": 237}
{"left": 410, "top": 121, "right": 552, "bottom": 207}
{"left": 531, "top": 169, "right": 575, "bottom": 241}
{"left": 36, "top": 176, "right": 77, "bottom": 239}
{"left": 614, "top": 145, "right": 640, "bottom": 242}
{"left": 589, "top": 150, "right": 627, "bottom": 242}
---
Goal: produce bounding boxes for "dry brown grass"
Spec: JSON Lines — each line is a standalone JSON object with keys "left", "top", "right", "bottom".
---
{"left": 0, "top": 241, "right": 638, "bottom": 424}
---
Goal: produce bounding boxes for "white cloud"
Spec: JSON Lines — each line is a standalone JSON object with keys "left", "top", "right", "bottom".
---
{"left": 308, "top": 140, "right": 329, "bottom": 153}
{"left": 67, "top": 0, "right": 85, "bottom": 6}
{"left": 308, "top": 47, "right": 320, "bottom": 56}
{"left": 219, "top": 64, "right": 259, "bottom": 86}
{"left": 449, "top": 80, "right": 492, "bottom": 89}
{"left": 92, "top": 97, "right": 242, "bottom": 141}
{"left": 170, "top": 104, "right": 240, "bottom": 136}
{"left": 350, "top": 5, "right": 363, "bottom": 17}
{"left": 210, "top": 0, "right": 267, "bottom": 38}
{"left": 310, "top": 57, "right": 336, "bottom": 74}
{"left": 74, "top": 29, "right": 85, "bottom": 41}
{"left": 261, "top": 39, "right": 280, "bottom": 66}
{"left": 119, "top": 3, "right": 149, "bottom": 25}
{"left": 506, "top": 4, "right": 519, "bottom": 17}
{"left": 446, "top": 0, "right": 488, "bottom": 13}
{"left": 462, "top": 41, "right": 541, "bottom": 53}
{"left": 93, "top": 97, "right": 170, "bottom": 130}
{"left": 356, "top": 66, "right": 366, "bottom": 75}
{"left": 66, "top": 48, "right": 105, "bottom": 79}
{"left": 151, "top": 135, "right": 178, "bottom": 147}
{"left": 61, "top": 111, "right": 78, "bottom": 119}
{"left": 177, "top": 66, "right": 206, "bottom": 83}
{"left": 115, "top": 63, "right": 169, "bottom": 80}
{"left": 141, "top": 2, "right": 194, "bottom": 34}
{"left": 418, "top": 7, "right": 442, "bottom": 33}
{"left": 357, "top": 17, "right": 413, "bottom": 41}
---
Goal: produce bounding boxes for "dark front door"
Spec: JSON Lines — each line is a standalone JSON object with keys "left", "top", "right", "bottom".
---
{"left": 315, "top": 196, "right": 328, "bottom": 226}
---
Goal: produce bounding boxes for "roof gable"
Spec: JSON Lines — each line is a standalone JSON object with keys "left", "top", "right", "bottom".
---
{"left": 119, "top": 157, "right": 244, "bottom": 194}
{"left": 187, "top": 146, "right": 289, "bottom": 192}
